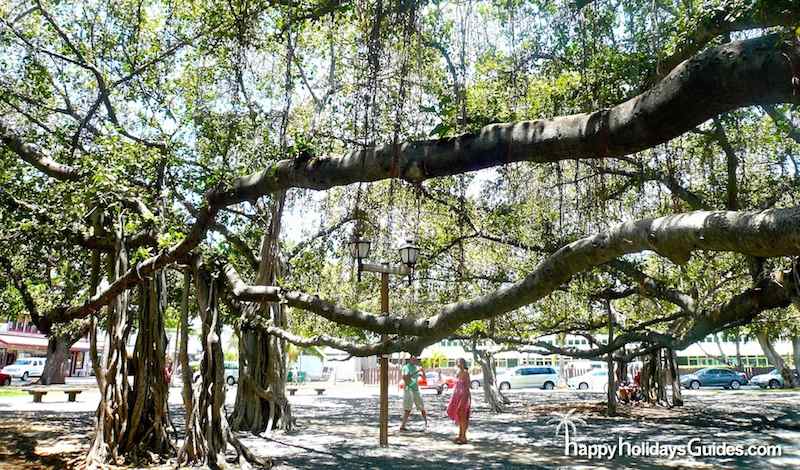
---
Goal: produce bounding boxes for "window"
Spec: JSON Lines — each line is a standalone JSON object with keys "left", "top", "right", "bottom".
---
{"left": 677, "top": 356, "right": 688, "bottom": 366}
{"left": 507, "top": 359, "right": 519, "bottom": 368}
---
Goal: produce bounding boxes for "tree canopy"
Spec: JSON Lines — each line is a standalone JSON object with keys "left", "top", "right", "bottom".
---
{"left": 2, "top": 0, "right": 800, "bottom": 362}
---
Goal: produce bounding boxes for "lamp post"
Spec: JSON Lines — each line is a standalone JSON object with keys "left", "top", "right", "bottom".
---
{"left": 350, "top": 237, "right": 420, "bottom": 447}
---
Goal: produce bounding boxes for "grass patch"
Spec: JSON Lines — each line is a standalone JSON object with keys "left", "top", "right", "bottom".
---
{"left": 0, "top": 389, "right": 27, "bottom": 397}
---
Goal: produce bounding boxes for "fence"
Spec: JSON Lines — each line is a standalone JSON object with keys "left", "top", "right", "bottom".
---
{"left": 362, "top": 366, "right": 402, "bottom": 385}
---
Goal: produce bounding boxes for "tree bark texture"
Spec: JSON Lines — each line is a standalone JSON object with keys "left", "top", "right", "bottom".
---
{"left": 469, "top": 344, "right": 509, "bottom": 413}
{"left": 230, "top": 197, "right": 291, "bottom": 435}
{"left": 177, "top": 269, "right": 204, "bottom": 465}
{"left": 124, "top": 272, "right": 173, "bottom": 458}
{"left": 87, "top": 226, "right": 132, "bottom": 467}
{"left": 606, "top": 302, "right": 616, "bottom": 416}
{"left": 87, "top": 242, "right": 173, "bottom": 466}
{"left": 39, "top": 334, "right": 69, "bottom": 385}
{"left": 756, "top": 332, "right": 798, "bottom": 388}
{"left": 182, "top": 261, "right": 269, "bottom": 468}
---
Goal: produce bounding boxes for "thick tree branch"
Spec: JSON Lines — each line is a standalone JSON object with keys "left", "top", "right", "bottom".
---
{"left": 217, "top": 35, "right": 800, "bottom": 198}
{"left": 0, "top": 119, "right": 83, "bottom": 181}
{"left": 449, "top": 269, "right": 797, "bottom": 361}
{"left": 656, "top": 1, "right": 799, "bottom": 79}
{"left": 42, "top": 34, "right": 800, "bottom": 325}
{"left": 223, "top": 206, "right": 800, "bottom": 345}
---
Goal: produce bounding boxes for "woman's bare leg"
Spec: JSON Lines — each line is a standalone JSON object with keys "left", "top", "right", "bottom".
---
{"left": 457, "top": 421, "right": 466, "bottom": 442}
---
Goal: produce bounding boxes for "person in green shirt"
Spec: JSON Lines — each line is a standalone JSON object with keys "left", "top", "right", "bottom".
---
{"left": 399, "top": 355, "right": 428, "bottom": 431}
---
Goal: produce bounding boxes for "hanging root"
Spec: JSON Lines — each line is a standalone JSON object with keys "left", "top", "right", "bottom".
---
{"left": 226, "top": 425, "right": 272, "bottom": 469}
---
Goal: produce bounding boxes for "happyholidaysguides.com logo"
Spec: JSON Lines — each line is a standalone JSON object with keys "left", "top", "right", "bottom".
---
{"left": 548, "top": 409, "right": 782, "bottom": 460}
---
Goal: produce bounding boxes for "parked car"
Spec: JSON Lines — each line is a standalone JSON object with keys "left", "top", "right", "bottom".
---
{"left": 0, "top": 357, "right": 46, "bottom": 381}
{"left": 750, "top": 368, "right": 799, "bottom": 389}
{"left": 190, "top": 361, "right": 239, "bottom": 386}
{"left": 568, "top": 369, "right": 609, "bottom": 391}
{"left": 680, "top": 368, "right": 748, "bottom": 390}
{"left": 224, "top": 361, "right": 239, "bottom": 386}
{"left": 470, "top": 374, "right": 483, "bottom": 389}
{"left": 0, "top": 371, "right": 10, "bottom": 386}
{"left": 399, "top": 371, "right": 455, "bottom": 395}
{"left": 497, "top": 366, "right": 559, "bottom": 390}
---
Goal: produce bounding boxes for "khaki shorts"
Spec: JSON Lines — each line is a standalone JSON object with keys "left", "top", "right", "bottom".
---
{"left": 403, "top": 387, "right": 424, "bottom": 411}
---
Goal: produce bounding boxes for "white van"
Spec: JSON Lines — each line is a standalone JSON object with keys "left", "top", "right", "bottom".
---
{"left": 498, "top": 366, "right": 559, "bottom": 390}
{"left": 1, "top": 357, "right": 46, "bottom": 381}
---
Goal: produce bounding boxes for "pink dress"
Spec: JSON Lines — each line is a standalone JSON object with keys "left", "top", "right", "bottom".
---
{"left": 447, "top": 371, "right": 471, "bottom": 424}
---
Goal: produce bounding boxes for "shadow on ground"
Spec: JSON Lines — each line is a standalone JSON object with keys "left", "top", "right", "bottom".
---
{"left": 0, "top": 388, "right": 798, "bottom": 469}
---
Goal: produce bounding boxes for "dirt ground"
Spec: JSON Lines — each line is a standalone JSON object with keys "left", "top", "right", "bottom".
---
{"left": 1, "top": 385, "right": 798, "bottom": 469}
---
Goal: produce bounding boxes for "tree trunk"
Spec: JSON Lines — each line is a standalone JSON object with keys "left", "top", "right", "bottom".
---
{"left": 87, "top": 228, "right": 132, "bottom": 467}
{"left": 757, "top": 331, "right": 797, "bottom": 388}
{"left": 124, "top": 272, "right": 173, "bottom": 458}
{"left": 668, "top": 349, "right": 683, "bottom": 407}
{"left": 181, "top": 262, "right": 268, "bottom": 468}
{"left": 792, "top": 336, "right": 800, "bottom": 380}
{"left": 713, "top": 333, "right": 728, "bottom": 365}
{"left": 614, "top": 352, "right": 628, "bottom": 385}
{"left": 230, "top": 196, "right": 291, "bottom": 434}
{"left": 735, "top": 334, "right": 743, "bottom": 369}
{"left": 86, "top": 225, "right": 174, "bottom": 466}
{"left": 469, "top": 344, "right": 508, "bottom": 413}
{"left": 639, "top": 348, "right": 672, "bottom": 407}
{"left": 39, "top": 334, "right": 69, "bottom": 385}
{"left": 606, "top": 303, "right": 616, "bottom": 416}
{"left": 177, "top": 270, "right": 204, "bottom": 464}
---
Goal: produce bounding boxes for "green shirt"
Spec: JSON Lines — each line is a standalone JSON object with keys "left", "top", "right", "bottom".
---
{"left": 402, "top": 363, "right": 420, "bottom": 391}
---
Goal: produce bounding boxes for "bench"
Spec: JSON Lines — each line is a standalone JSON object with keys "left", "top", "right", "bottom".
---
{"left": 287, "top": 387, "right": 298, "bottom": 396}
{"left": 314, "top": 388, "right": 326, "bottom": 396}
{"left": 26, "top": 388, "right": 85, "bottom": 403}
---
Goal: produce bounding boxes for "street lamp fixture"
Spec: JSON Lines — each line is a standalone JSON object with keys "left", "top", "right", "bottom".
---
{"left": 349, "top": 235, "right": 371, "bottom": 282}
{"left": 398, "top": 239, "right": 420, "bottom": 285}
{"left": 346, "top": 236, "right": 422, "bottom": 447}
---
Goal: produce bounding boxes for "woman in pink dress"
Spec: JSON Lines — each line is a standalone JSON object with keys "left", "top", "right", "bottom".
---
{"left": 447, "top": 358, "right": 471, "bottom": 444}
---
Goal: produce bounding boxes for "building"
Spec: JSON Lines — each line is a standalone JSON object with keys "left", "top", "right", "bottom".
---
{"left": 0, "top": 319, "right": 93, "bottom": 376}
{"left": 0, "top": 319, "right": 205, "bottom": 377}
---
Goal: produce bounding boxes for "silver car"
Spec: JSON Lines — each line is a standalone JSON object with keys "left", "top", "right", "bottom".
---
{"left": 224, "top": 361, "right": 239, "bottom": 385}
{"left": 750, "top": 369, "right": 798, "bottom": 389}
{"left": 0, "top": 357, "right": 46, "bottom": 381}
{"left": 498, "top": 366, "right": 559, "bottom": 390}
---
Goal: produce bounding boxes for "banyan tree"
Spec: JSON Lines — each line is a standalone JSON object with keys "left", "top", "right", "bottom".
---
{"left": 1, "top": 0, "right": 800, "bottom": 465}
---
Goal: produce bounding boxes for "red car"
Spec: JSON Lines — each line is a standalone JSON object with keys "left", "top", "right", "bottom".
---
{"left": 399, "top": 371, "right": 456, "bottom": 395}
{"left": 0, "top": 372, "right": 11, "bottom": 386}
